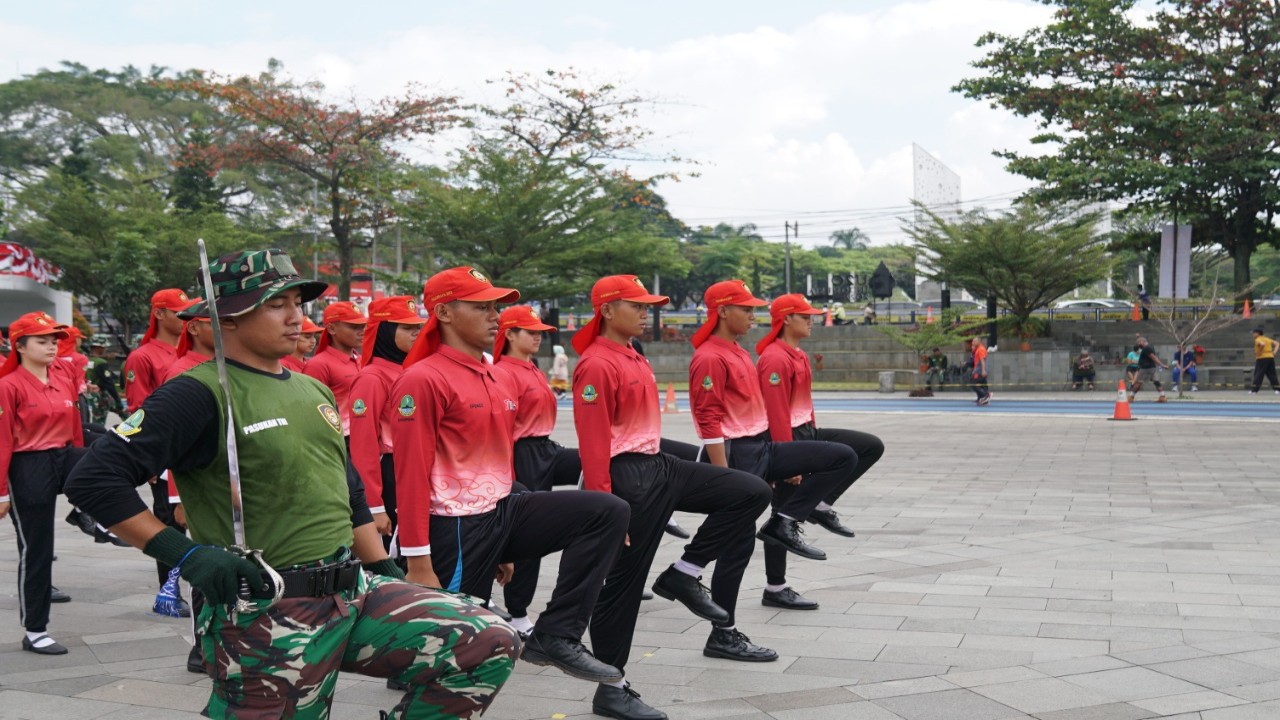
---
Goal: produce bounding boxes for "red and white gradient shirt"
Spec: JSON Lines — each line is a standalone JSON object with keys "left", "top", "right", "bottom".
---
{"left": 493, "top": 358, "right": 557, "bottom": 440}
{"left": 390, "top": 345, "right": 517, "bottom": 556}
{"left": 123, "top": 339, "right": 178, "bottom": 413}
{"left": 756, "top": 341, "right": 816, "bottom": 442}
{"left": 573, "top": 338, "right": 661, "bottom": 494}
{"left": 348, "top": 357, "right": 403, "bottom": 513}
{"left": 689, "top": 336, "right": 769, "bottom": 443}
{"left": 0, "top": 366, "right": 84, "bottom": 501}
{"left": 304, "top": 346, "right": 361, "bottom": 435}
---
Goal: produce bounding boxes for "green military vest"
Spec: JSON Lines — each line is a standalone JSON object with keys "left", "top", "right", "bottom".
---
{"left": 177, "top": 362, "right": 353, "bottom": 567}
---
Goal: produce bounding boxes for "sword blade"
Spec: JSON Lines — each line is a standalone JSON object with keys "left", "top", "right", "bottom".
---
{"left": 196, "top": 239, "right": 246, "bottom": 549}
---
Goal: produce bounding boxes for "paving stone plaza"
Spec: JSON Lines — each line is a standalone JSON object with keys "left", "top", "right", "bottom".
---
{"left": 1, "top": 402, "right": 1278, "bottom": 719}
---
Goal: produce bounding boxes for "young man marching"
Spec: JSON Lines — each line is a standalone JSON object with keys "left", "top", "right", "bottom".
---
{"left": 305, "top": 301, "right": 367, "bottom": 437}
{"left": 755, "top": 294, "right": 884, "bottom": 610}
{"left": 576, "top": 275, "right": 772, "bottom": 720}
{"left": 66, "top": 249, "right": 519, "bottom": 719}
{"left": 390, "top": 266, "right": 630, "bottom": 686}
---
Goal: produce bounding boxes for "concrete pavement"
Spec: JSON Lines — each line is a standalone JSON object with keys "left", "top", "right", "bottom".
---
{"left": 1, "top": 407, "right": 1278, "bottom": 719}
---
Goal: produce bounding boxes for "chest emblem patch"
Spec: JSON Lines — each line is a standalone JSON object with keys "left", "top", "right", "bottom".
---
{"left": 398, "top": 394, "right": 416, "bottom": 417}
{"left": 318, "top": 404, "right": 341, "bottom": 433}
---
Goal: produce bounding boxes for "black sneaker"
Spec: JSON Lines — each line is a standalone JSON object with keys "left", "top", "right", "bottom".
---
{"left": 66, "top": 508, "right": 97, "bottom": 538}
{"left": 521, "top": 630, "right": 622, "bottom": 683}
{"left": 807, "top": 507, "right": 855, "bottom": 537}
{"left": 703, "top": 628, "right": 777, "bottom": 662}
{"left": 485, "top": 600, "right": 514, "bottom": 623}
{"left": 756, "top": 515, "right": 826, "bottom": 560}
{"left": 387, "top": 678, "right": 410, "bottom": 691}
{"left": 592, "top": 681, "right": 668, "bottom": 720}
{"left": 651, "top": 566, "right": 729, "bottom": 624}
{"left": 49, "top": 586, "right": 71, "bottom": 604}
{"left": 662, "top": 520, "right": 690, "bottom": 539}
{"left": 762, "top": 587, "right": 818, "bottom": 610}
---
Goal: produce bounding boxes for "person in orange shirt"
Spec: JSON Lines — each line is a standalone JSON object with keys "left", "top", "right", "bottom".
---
{"left": 305, "top": 302, "right": 367, "bottom": 437}
{"left": 0, "top": 313, "right": 84, "bottom": 655}
{"left": 282, "top": 317, "right": 323, "bottom": 373}
{"left": 972, "top": 335, "right": 991, "bottom": 405}
{"left": 756, "top": 294, "right": 884, "bottom": 609}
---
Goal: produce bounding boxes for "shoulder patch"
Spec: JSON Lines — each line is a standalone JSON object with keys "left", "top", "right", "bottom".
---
{"left": 114, "top": 409, "right": 145, "bottom": 439}
{"left": 398, "top": 394, "right": 416, "bottom": 417}
{"left": 581, "top": 384, "right": 598, "bottom": 403}
{"left": 701, "top": 375, "right": 714, "bottom": 391}
{"left": 768, "top": 372, "right": 781, "bottom": 385}
{"left": 318, "top": 404, "right": 341, "bottom": 433}
{"left": 126, "top": 370, "right": 136, "bottom": 384}
{"left": 351, "top": 398, "right": 367, "bottom": 416}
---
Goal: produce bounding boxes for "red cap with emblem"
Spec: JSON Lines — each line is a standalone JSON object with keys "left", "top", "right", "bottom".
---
{"left": 315, "top": 301, "right": 368, "bottom": 353}
{"left": 0, "top": 311, "right": 70, "bottom": 378}
{"left": 571, "top": 275, "right": 669, "bottom": 355}
{"left": 403, "top": 267, "right": 520, "bottom": 366}
{"left": 493, "top": 305, "right": 555, "bottom": 361}
{"left": 755, "top": 293, "right": 825, "bottom": 355}
{"left": 141, "top": 289, "right": 199, "bottom": 346}
{"left": 360, "top": 295, "right": 427, "bottom": 367}
{"left": 691, "top": 279, "right": 767, "bottom": 349}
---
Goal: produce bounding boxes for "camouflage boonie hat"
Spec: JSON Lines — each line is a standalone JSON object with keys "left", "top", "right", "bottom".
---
{"left": 89, "top": 337, "right": 110, "bottom": 348}
{"left": 187, "top": 249, "right": 328, "bottom": 319}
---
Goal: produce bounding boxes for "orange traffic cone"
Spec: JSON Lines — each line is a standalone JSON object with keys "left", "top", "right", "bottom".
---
{"left": 1131, "top": 302, "right": 1141, "bottom": 321}
{"left": 1109, "top": 380, "right": 1135, "bottom": 421}
{"left": 926, "top": 306, "right": 935, "bottom": 324}
{"left": 663, "top": 383, "right": 679, "bottom": 414}
{"left": 1244, "top": 299, "right": 1252, "bottom": 319}
{"left": 566, "top": 312, "right": 576, "bottom": 331}
{"left": 824, "top": 309, "right": 833, "bottom": 327}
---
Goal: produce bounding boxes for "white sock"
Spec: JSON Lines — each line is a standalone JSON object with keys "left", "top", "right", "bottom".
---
{"left": 666, "top": 518, "right": 680, "bottom": 528}
{"left": 508, "top": 615, "right": 533, "bottom": 634}
{"left": 815, "top": 502, "right": 833, "bottom": 512}
{"left": 777, "top": 513, "right": 798, "bottom": 522}
{"left": 604, "top": 678, "right": 627, "bottom": 689}
{"left": 673, "top": 559, "right": 703, "bottom": 577}
{"left": 766, "top": 583, "right": 788, "bottom": 592}
{"left": 715, "top": 624, "right": 735, "bottom": 632}
{"left": 25, "top": 631, "right": 54, "bottom": 648}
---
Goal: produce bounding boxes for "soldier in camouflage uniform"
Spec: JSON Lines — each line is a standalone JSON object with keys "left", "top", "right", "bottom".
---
{"left": 67, "top": 249, "right": 519, "bottom": 719}
{"left": 86, "top": 338, "right": 123, "bottom": 425}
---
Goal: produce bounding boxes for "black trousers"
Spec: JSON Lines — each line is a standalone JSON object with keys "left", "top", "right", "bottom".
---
{"left": 715, "top": 435, "right": 855, "bottom": 588}
{"left": 378, "top": 454, "right": 399, "bottom": 555}
{"left": 504, "top": 437, "right": 583, "bottom": 617}
{"left": 9, "top": 446, "right": 84, "bottom": 633}
{"left": 1253, "top": 358, "right": 1279, "bottom": 392}
{"left": 428, "top": 489, "right": 628, "bottom": 639}
{"left": 972, "top": 374, "right": 990, "bottom": 400}
{"left": 589, "top": 452, "right": 771, "bottom": 672}
{"left": 765, "top": 425, "right": 883, "bottom": 585}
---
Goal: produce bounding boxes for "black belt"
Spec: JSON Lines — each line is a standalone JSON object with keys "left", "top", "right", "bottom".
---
{"left": 277, "top": 555, "right": 362, "bottom": 598}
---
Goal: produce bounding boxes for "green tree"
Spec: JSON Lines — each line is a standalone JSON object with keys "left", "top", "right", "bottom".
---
{"left": 830, "top": 227, "right": 870, "bottom": 250}
{"left": 955, "top": 0, "right": 1280, "bottom": 299}
{"left": 906, "top": 202, "right": 1113, "bottom": 332}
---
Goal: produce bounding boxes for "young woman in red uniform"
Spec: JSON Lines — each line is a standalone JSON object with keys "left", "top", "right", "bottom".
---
{"left": 755, "top": 294, "right": 884, "bottom": 610}
{"left": 575, "top": 275, "right": 772, "bottom": 720}
{"left": 688, "top": 281, "right": 856, "bottom": 609}
{"left": 0, "top": 312, "right": 84, "bottom": 655}
{"left": 282, "top": 317, "right": 323, "bottom": 372}
{"left": 347, "top": 295, "right": 425, "bottom": 549}
{"left": 491, "top": 305, "right": 579, "bottom": 637}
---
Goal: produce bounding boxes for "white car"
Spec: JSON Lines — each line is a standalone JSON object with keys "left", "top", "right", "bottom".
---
{"left": 1053, "top": 298, "right": 1133, "bottom": 309}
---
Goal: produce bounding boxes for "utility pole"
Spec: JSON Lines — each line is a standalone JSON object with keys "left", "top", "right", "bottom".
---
{"left": 311, "top": 180, "right": 319, "bottom": 281}
{"left": 784, "top": 221, "right": 798, "bottom": 294}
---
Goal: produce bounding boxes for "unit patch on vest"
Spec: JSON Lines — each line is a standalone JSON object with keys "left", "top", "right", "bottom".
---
{"left": 768, "top": 372, "right": 781, "bottom": 385}
{"left": 701, "top": 375, "right": 714, "bottom": 390}
{"left": 398, "top": 394, "right": 416, "bottom": 417}
{"left": 352, "top": 398, "right": 367, "bottom": 416}
{"left": 318, "top": 404, "right": 342, "bottom": 433}
{"left": 114, "top": 409, "right": 145, "bottom": 440}
{"left": 581, "top": 385, "right": 598, "bottom": 403}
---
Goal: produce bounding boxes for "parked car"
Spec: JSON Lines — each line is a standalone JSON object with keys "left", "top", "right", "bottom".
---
{"left": 919, "top": 299, "right": 983, "bottom": 311}
{"left": 1053, "top": 298, "right": 1133, "bottom": 309}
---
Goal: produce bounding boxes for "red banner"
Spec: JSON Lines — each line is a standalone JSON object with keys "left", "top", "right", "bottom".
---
{"left": 0, "top": 243, "right": 60, "bottom": 284}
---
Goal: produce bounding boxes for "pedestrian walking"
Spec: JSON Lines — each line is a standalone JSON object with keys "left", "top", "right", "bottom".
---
{"left": 1131, "top": 336, "right": 1168, "bottom": 402}
{"left": 1250, "top": 327, "right": 1280, "bottom": 394}
{"left": 971, "top": 336, "right": 991, "bottom": 405}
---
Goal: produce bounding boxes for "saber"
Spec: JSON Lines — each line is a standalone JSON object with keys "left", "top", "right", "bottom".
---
{"left": 196, "top": 239, "right": 283, "bottom": 613}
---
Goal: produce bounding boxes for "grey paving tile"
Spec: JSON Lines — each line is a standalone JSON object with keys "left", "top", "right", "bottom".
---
{"left": 873, "top": 688, "right": 1026, "bottom": 720}
{"left": 1201, "top": 698, "right": 1280, "bottom": 719}
{"left": 1060, "top": 666, "right": 1209, "bottom": 702}
{"left": 1030, "top": 702, "right": 1158, "bottom": 720}
{"left": 742, "top": 686, "right": 862, "bottom": 712}
{"left": 770, "top": 702, "right": 905, "bottom": 720}
{"left": 1151, "top": 656, "right": 1280, "bottom": 690}
{"left": 969, "top": 677, "right": 1114, "bottom": 714}
{"left": 1130, "top": 690, "right": 1249, "bottom": 715}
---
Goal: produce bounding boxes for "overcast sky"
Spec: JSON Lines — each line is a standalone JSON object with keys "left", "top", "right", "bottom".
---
{"left": 2, "top": 1, "right": 1066, "bottom": 247}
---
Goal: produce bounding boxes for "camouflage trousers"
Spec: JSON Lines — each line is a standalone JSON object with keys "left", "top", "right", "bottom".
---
{"left": 196, "top": 571, "right": 520, "bottom": 719}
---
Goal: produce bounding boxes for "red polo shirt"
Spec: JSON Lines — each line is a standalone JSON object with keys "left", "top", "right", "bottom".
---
{"left": 348, "top": 357, "right": 403, "bottom": 513}
{"left": 0, "top": 366, "right": 84, "bottom": 501}
{"left": 281, "top": 355, "right": 306, "bottom": 373}
{"left": 305, "top": 346, "right": 361, "bottom": 435}
{"left": 757, "top": 341, "right": 815, "bottom": 442}
{"left": 164, "top": 352, "right": 211, "bottom": 383}
{"left": 573, "top": 337, "right": 661, "bottom": 494}
{"left": 493, "top": 358, "right": 557, "bottom": 440}
{"left": 123, "top": 339, "right": 178, "bottom": 413}
{"left": 390, "top": 345, "right": 517, "bottom": 556}
{"left": 689, "top": 336, "right": 768, "bottom": 443}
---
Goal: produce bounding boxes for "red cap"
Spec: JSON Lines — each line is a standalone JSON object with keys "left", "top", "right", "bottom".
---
{"left": 494, "top": 305, "right": 555, "bottom": 361}
{"left": 403, "top": 267, "right": 520, "bottom": 366}
{"left": 301, "top": 317, "right": 323, "bottom": 334}
{"left": 755, "top": 293, "right": 825, "bottom": 354}
{"left": 359, "top": 295, "right": 428, "bottom": 367}
{"left": 691, "top": 280, "right": 767, "bottom": 348}
{"left": 175, "top": 317, "right": 211, "bottom": 358}
{"left": 141, "top": 289, "right": 199, "bottom": 346}
{"left": 571, "top": 275, "right": 669, "bottom": 355}
{"left": 57, "top": 326, "right": 83, "bottom": 357}
{"left": 0, "top": 311, "right": 70, "bottom": 378}
{"left": 316, "top": 301, "right": 368, "bottom": 353}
